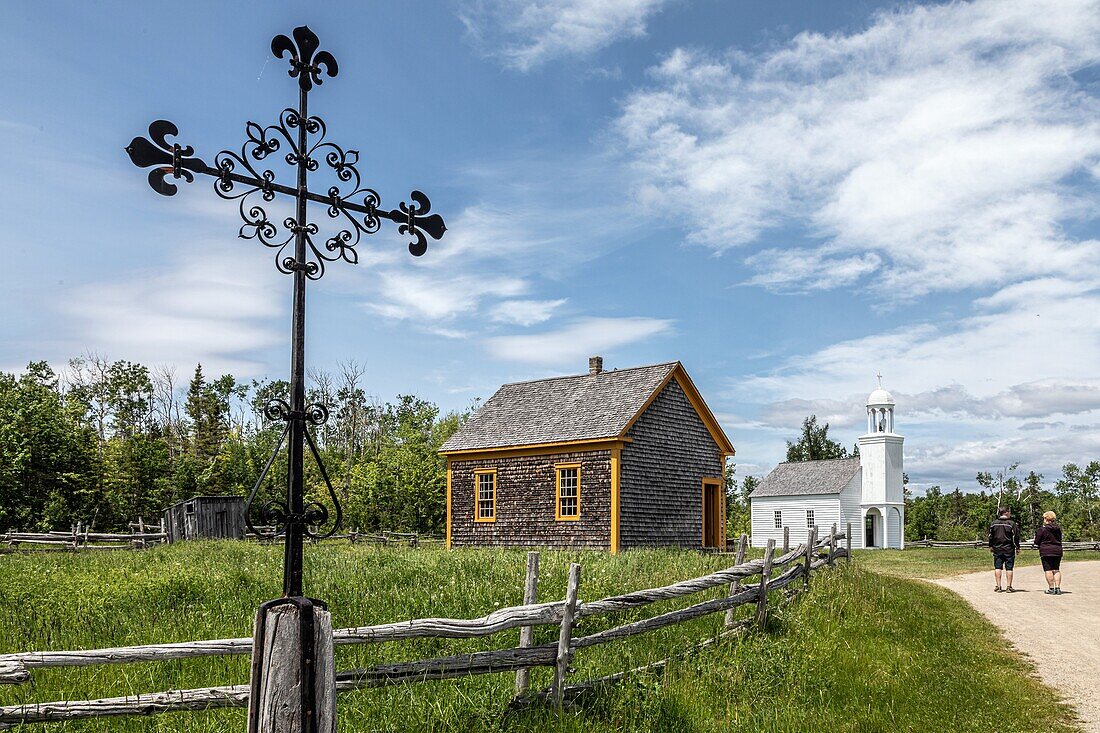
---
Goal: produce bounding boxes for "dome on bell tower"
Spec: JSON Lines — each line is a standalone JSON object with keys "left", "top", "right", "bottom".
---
{"left": 867, "top": 387, "right": 894, "bottom": 407}
{"left": 865, "top": 374, "right": 896, "bottom": 434}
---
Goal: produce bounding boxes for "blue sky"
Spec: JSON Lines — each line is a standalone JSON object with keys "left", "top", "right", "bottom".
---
{"left": 2, "top": 0, "right": 1099, "bottom": 491}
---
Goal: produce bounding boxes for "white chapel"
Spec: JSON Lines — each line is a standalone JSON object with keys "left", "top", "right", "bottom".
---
{"left": 749, "top": 380, "right": 905, "bottom": 549}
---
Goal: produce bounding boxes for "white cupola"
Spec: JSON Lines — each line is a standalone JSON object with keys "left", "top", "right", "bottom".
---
{"left": 866, "top": 373, "right": 896, "bottom": 434}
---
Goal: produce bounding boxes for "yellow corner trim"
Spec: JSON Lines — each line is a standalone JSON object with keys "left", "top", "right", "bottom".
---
{"left": 445, "top": 458, "right": 452, "bottom": 548}
{"left": 610, "top": 448, "right": 620, "bottom": 554}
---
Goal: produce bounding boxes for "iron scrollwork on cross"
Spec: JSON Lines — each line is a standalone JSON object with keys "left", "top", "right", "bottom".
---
{"left": 126, "top": 24, "right": 446, "bottom": 606}
{"left": 243, "top": 399, "right": 343, "bottom": 540}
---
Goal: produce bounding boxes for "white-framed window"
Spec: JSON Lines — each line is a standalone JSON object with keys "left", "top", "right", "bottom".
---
{"left": 806, "top": 510, "right": 815, "bottom": 529}
{"left": 556, "top": 464, "right": 580, "bottom": 520}
{"left": 773, "top": 510, "right": 782, "bottom": 529}
{"left": 475, "top": 470, "right": 496, "bottom": 522}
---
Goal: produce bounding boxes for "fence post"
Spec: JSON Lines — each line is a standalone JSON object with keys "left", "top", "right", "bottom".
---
{"left": 783, "top": 526, "right": 789, "bottom": 555}
{"left": 515, "top": 551, "right": 540, "bottom": 697}
{"left": 552, "top": 563, "right": 581, "bottom": 710}
{"left": 829, "top": 523, "right": 837, "bottom": 566}
{"left": 804, "top": 527, "right": 816, "bottom": 590}
{"left": 754, "top": 539, "right": 776, "bottom": 629}
{"left": 724, "top": 534, "right": 748, "bottom": 628}
{"left": 247, "top": 600, "right": 336, "bottom": 733}
{"left": 846, "top": 522, "right": 852, "bottom": 565}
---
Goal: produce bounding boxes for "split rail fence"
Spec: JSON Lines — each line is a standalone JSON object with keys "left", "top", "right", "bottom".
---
{"left": 2, "top": 519, "right": 167, "bottom": 552}
{"left": 0, "top": 526, "right": 851, "bottom": 727}
{"left": 247, "top": 528, "right": 444, "bottom": 548}
{"left": 907, "top": 538, "right": 1100, "bottom": 550}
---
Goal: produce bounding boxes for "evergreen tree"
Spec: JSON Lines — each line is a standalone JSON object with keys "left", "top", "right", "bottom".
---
{"left": 785, "top": 415, "right": 849, "bottom": 462}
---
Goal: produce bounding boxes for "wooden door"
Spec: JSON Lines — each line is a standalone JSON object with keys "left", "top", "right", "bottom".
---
{"left": 702, "top": 480, "right": 722, "bottom": 547}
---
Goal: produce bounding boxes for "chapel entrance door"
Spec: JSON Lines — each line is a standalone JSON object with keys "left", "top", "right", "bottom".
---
{"left": 865, "top": 513, "right": 876, "bottom": 548}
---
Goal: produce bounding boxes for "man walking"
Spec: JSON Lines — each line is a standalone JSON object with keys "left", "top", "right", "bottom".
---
{"left": 988, "top": 507, "right": 1021, "bottom": 593}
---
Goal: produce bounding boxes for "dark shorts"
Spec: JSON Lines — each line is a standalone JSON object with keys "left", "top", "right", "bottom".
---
{"left": 1041, "top": 556, "right": 1062, "bottom": 571}
{"left": 993, "top": 552, "right": 1015, "bottom": 570}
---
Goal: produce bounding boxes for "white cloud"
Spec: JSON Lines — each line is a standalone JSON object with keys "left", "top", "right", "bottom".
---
{"left": 491, "top": 298, "right": 567, "bottom": 326}
{"left": 459, "top": 0, "right": 669, "bottom": 71}
{"left": 366, "top": 270, "right": 527, "bottom": 323}
{"left": 738, "top": 278, "right": 1100, "bottom": 405}
{"left": 61, "top": 243, "right": 282, "bottom": 376}
{"left": 486, "top": 316, "right": 672, "bottom": 364}
{"left": 614, "top": 0, "right": 1100, "bottom": 296}
{"left": 737, "top": 277, "right": 1100, "bottom": 487}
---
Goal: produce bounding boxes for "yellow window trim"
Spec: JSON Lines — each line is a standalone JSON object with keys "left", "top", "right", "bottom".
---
{"left": 555, "top": 462, "right": 581, "bottom": 521}
{"left": 474, "top": 468, "right": 497, "bottom": 523}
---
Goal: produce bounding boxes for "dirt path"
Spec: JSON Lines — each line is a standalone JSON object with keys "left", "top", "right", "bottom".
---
{"left": 934, "top": 560, "right": 1100, "bottom": 732}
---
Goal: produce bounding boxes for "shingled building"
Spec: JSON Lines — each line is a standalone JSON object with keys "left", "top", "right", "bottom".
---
{"left": 440, "top": 358, "right": 735, "bottom": 553}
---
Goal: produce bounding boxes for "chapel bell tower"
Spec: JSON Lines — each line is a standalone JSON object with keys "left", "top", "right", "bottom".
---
{"left": 858, "top": 374, "right": 905, "bottom": 548}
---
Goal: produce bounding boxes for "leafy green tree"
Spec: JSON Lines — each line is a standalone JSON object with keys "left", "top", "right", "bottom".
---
{"left": 0, "top": 362, "right": 98, "bottom": 531}
{"left": 785, "top": 415, "right": 849, "bottom": 462}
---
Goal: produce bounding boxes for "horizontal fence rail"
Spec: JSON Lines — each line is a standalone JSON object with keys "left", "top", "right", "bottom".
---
{"left": 0, "top": 526, "right": 851, "bottom": 727}
{"left": 907, "top": 538, "right": 1100, "bottom": 550}
{"left": 2, "top": 519, "right": 168, "bottom": 552}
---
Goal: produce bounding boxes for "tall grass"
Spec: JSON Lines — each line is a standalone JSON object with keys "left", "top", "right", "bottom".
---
{"left": 0, "top": 543, "right": 1080, "bottom": 732}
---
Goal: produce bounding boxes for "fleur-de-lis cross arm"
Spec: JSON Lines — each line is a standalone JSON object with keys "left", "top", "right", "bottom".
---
{"left": 272, "top": 26, "right": 338, "bottom": 92}
{"left": 124, "top": 120, "right": 209, "bottom": 196}
{"left": 127, "top": 118, "right": 447, "bottom": 256}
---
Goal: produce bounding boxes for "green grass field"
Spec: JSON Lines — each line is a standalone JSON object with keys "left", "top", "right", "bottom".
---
{"left": 0, "top": 543, "right": 1084, "bottom": 732}
{"left": 856, "top": 546, "right": 1100, "bottom": 578}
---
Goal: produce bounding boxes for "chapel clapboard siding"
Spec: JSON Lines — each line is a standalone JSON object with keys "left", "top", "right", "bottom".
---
{"left": 620, "top": 378, "right": 723, "bottom": 548}
{"left": 449, "top": 450, "right": 612, "bottom": 549}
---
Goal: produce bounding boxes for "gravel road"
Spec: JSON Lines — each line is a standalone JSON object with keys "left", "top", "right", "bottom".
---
{"left": 934, "top": 560, "right": 1100, "bottom": 732}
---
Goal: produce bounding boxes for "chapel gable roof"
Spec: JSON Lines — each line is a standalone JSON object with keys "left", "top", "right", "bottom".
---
{"left": 440, "top": 361, "right": 733, "bottom": 454}
{"left": 749, "top": 457, "right": 861, "bottom": 498}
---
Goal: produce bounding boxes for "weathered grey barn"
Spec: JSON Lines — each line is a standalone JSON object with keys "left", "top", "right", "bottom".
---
{"left": 440, "top": 358, "right": 734, "bottom": 553}
{"left": 163, "top": 496, "right": 247, "bottom": 542}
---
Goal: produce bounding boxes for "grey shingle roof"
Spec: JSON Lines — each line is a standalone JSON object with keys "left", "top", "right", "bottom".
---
{"left": 440, "top": 362, "right": 678, "bottom": 452}
{"left": 749, "top": 458, "right": 861, "bottom": 498}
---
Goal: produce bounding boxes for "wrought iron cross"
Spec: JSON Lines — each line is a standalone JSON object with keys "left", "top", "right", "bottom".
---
{"left": 126, "top": 26, "right": 446, "bottom": 599}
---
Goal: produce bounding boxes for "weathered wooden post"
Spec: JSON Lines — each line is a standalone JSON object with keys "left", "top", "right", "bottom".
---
{"left": 846, "top": 522, "right": 852, "bottom": 564}
{"left": 754, "top": 540, "right": 775, "bottom": 628}
{"left": 782, "top": 526, "right": 789, "bottom": 555}
{"left": 829, "top": 523, "right": 837, "bottom": 565}
{"left": 247, "top": 601, "right": 336, "bottom": 733}
{"left": 552, "top": 563, "right": 581, "bottom": 710}
{"left": 724, "top": 534, "right": 748, "bottom": 627}
{"left": 515, "top": 551, "right": 540, "bottom": 696}
{"left": 803, "top": 527, "right": 816, "bottom": 590}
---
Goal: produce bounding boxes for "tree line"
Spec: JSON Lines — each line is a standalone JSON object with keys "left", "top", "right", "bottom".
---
{"left": 0, "top": 357, "right": 465, "bottom": 533}
{"left": 724, "top": 416, "right": 1100, "bottom": 542}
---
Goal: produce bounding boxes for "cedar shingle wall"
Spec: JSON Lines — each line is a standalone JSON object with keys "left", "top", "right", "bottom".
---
{"left": 450, "top": 450, "right": 611, "bottom": 549}
{"left": 620, "top": 378, "right": 722, "bottom": 548}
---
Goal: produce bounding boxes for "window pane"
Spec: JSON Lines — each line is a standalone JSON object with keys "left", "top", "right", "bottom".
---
{"left": 558, "top": 467, "right": 579, "bottom": 518}
{"left": 477, "top": 473, "right": 495, "bottom": 519}
{"left": 774, "top": 510, "right": 782, "bottom": 529}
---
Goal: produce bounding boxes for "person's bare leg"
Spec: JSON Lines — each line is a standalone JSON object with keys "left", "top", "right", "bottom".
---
{"left": 1006, "top": 569, "right": 1014, "bottom": 589}
{"left": 1053, "top": 569, "right": 1061, "bottom": 590}
{"left": 994, "top": 567, "right": 1003, "bottom": 589}
{"left": 1045, "top": 569, "right": 1055, "bottom": 588}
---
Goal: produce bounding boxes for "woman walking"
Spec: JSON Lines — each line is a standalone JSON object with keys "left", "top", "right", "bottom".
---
{"left": 1034, "top": 510, "right": 1063, "bottom": 595}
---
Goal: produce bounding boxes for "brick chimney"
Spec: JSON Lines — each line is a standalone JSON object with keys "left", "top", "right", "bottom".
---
{"left": 589, "top": 356, "right": 603, "bottom": 375}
